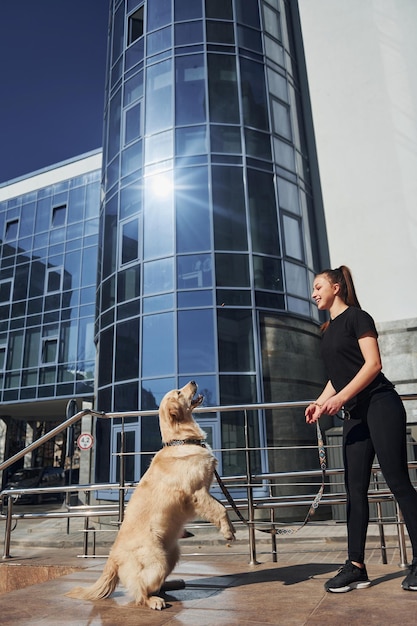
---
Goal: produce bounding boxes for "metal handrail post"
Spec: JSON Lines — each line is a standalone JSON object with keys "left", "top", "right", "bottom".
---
{"left": 244, "top": 409, "right": 258, "bottom": 565}
{"left": 2, "top": 496, "right": 14, "bottom": 559}
{"left": 395, "top": 502, "right": 408, "bottom": 568}
{"left": 118, "top": 422, "right": 125, "bottom": 525}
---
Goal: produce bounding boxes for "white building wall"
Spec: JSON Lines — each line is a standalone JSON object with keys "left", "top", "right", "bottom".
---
{"left": 298, "top": 0, "right": 417, "bottom": 323}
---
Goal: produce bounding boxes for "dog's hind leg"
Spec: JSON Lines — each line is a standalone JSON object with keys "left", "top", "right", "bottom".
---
{"left": 119, "top": 558, "right": 169, "bottom": 610}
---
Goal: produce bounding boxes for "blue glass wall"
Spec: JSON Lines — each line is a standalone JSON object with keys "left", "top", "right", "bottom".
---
{"left": 96, "top": 0, "right": 328, "bottom": 485}
{"left": 0, "top": 167, "right": 100, "bottom": 405}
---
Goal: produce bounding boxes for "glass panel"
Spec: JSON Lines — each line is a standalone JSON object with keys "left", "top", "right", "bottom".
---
{"left": 125, "top": 103, "right": 142, "bottom": 144}
{"left": 287, "top": 296, "right": 310, "bottom": 317}
{"left": 124, "top": 69, "right": 144, "bottom": 106}
{"left": 143, "top": 257, "right": 174, "bottom": 295}
{"left": 212, "top": 166, "right": 247, "bottom": 250}
{"left": 253, "top": 256, "right": 282, "bottom": 291}
{"left": 176, "top": 125, "right": 207, "bottom": 156}
{"left": 117, "top": 265, "right": 140, "bottom": 302}
{"left": 121, "top": 218, "right": 139, "bottom": 265}
{"left": 177, "top": 254, "right": 212, "bottom": 289}
{"left": 217, "top": 310, "right": 254, "bottom": 372}
{"left": 174, "top": 0, "right": 202, "bottom": 21}
{"left": 175, "top": 54, "right": 206, "bottom": 125}
{"left": 175, "top": 166, "right": 210, "bottom": 253}
{"left": 285, "top": 261, "right": 308, "bottom": 297}
{"left": 143, "top": 293, "right": 174, "bottom": 313}
{"left": 5, "top": 219, "right": 19, "bottom": 240}
{"left": 145, "top": 130, "right": 173, "bottom": 164}
{"left": 98, "top": 327, "right": 114, "bottom": 386}
{"left": 120, "top": 181, "right": 143, "bottom": 219}
{"left": 121, "top": 140, "right": 143, "bottom": 176}
{"left": 178, "top": 309, "right": 215, "bottom": 373}
{"left": 147, "top": 0, "right": 171, "bottom": 31}
{"left": 283, "top": 214, "right": 303, "bottom": 260}
{"left": 205, "top": 0, "right": 232, "bottom": 20}
{"left": 115, "top": 430, "right": 136, "bottom": 482}
{"left": 206, "top": 21, "right": 234, "bottom": 44}
{"left": 277, "top": 177, "right": 300, "bottom": 214}
{"left": 215, "top": 253, "right": 249, "bottom": 287}
{"left": 52, "top": 205, "right": 66, "bottom": 227}
{"left": 78, "top": 318, "right": 95, "bottom": 363}
{"left": 267, "top": 68, "right": 288, "bottom": 101}
{"left": 68, "top": 187, "right": 85, "bottom": 222}
{"left": 81, "top": 247, "right": 97, "bottom": 286}
{"left": 0, "top": 281, "right": 12, "bottom": 303}
{"left": 237, "top": 25, "right": 262, "bottom": 53}
{"left": 128, "top": 6, "right": 144, "bottom": 45}
{"left": 210, "top": 125, "right": 241, "bottom": 153}
{"left": 23, "top": 328, "right": 40, "bottom": 368}
{"left": 142, "top": 312, "right": 175, "bottom": 376}
{"left": 145, "top": 59, "right": 172, "bottom": 134}
{"left": 235, "top": 0, "right": 261, "bottom": 28}
{"left": 247, "top": 169, "right": 280, "bottom": 255}
{"left": 174, "top": 21, "right": 204, "bottom": 46}
{"left": 263, "top": 4, "right": 282, "bottom": 41}
{"left": 240, "top": 58, "right": 268, "bottom": 130}
{"left": 46, "top": 268, "right": 62, "bottom": 292}
{"left": 42, "top": 339, "right": 58, "bottom": 363}
{"left": 147, "top": 25, "right": 172, "bottom": 56}
{"left": 177, "top": 289, "right": 212, "bottom": 308}
{"left": 208, "top": 55, "right": 239, "bottom": 124}
{"left": 114, "top": 382, "right": 138, "bottom": 411}
{"left": 108, "top": 88, "right": 122, "bottom": 161}
{"left": 144, "top": 171, "right": 174, "bottom": 259}
{"left": 115, "top": 320, "right": 139, "bottom": 382}
{"left": 112, "top": 3, "right": 125, "bottom": 63}
{"left": 272, "top": 99, "right": 292, "bottom": 140}
{"left": 273, "top": 138, "right": 295, "bottom": 170}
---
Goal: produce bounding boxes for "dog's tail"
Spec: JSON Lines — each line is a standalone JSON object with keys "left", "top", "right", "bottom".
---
{"left": 66, "top": 557, "right": 119, "bottom": 601}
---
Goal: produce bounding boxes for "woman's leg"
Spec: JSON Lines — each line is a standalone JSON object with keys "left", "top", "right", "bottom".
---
{"left": 368, "top": 391, "right": 417, "bottom": 559}
{"left": 343, "top": 415, "right": 375, "bottom": 564}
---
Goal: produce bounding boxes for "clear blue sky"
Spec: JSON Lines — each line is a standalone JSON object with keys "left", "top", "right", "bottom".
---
{"left": 0, "top": 0, "right": 110, "bottom": 184}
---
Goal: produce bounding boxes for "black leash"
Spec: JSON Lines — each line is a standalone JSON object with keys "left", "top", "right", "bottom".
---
{"left": 214, "top": 421, "right": 327, "bottom": 536}
{"left": 164, "top": 422, "right": 327, "bottom": 536}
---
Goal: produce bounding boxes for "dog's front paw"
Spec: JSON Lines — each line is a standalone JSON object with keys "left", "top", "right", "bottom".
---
{"left": 222, "top": 521, "right": 236, "bottom": 542}
{"left": 147, "top": 595, "right": 166, "bottom": 610}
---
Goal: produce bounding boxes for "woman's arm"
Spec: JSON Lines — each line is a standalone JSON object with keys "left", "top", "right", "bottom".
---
{"left": 320, "top": 332, "right": 382, "bottom": 416}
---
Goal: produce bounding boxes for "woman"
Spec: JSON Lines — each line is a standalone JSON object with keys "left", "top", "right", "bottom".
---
{"left": 305, "top": 265, "right": 417, "bottom": 593}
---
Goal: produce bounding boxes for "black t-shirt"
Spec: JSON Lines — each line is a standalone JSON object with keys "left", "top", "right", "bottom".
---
{"left": 321, "top": 306, "right": 393, "bottom": 410}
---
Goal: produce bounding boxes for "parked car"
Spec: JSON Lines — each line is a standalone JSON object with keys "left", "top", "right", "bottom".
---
{"left": 4, "top": 466, "right": 65, "bottom": 504}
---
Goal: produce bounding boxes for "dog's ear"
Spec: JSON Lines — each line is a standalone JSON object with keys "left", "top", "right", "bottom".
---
{"left": 168, "top": 400, "right": 184, "bottom": 422}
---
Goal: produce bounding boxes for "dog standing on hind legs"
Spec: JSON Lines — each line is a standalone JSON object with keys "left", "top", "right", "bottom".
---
{"left": 66, "top": 381, "right": 235, "bottom": 610}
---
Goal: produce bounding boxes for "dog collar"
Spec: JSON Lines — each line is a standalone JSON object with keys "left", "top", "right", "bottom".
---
{"left": 164, "top": 439, "right": 206, "bottom": 447}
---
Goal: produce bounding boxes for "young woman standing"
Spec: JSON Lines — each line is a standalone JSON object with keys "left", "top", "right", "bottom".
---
{"left": 305, "top": 265, "right": 417, "bottom": 592}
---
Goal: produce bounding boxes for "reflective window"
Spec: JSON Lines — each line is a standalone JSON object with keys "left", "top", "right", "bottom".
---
{"left": 174, "top": 21, "right": 203, "bottom": 46}
{"left": 123, "top": 70, "right": 144, "bottom": 106}
{"left": 267, "top": 68, "right": 288, "bottom": 102}
{"left": 124, "top": 103, "right": 142, "bottom": 144}
{"left": 205, "top": 0, "right": 232, "bottom": 20}
{"left": 174, "top": 0, "right": 203, "bottom": 21}
{"left": 145, "top": 59, "right": 173, "bottom": 134}
{"left": 245, "top": 129, "right": 271, "bottom": 160}
{"left": 0, "top": 343, "right": 6, "bottom": 370}
{"left": 108, "top": 88, "right": 122, "bottom": 161}
{"left": 147, "top": 25, "right": 172, "bottom": 57}
{"left": 253, "top": 256, "right": 282, "bottom": 291}
{"left": 283, "top": 214, "right": 303, "bottom": 261}
{"left": 263, "top": 4, "right": 282, "bottom": 41}
{"left": 143, "top": 257, "right": 174, "bottom": 295}
{"left": 143, "top": 293, "right": 174, "bottom": 313}
{"left": 175, "top": 54, "right": 206, "bottom": 125}
{"left": 206, "top": 21, "right": 234, "bottom": 44}
{"left": 235, "top": 0, "right": 261, "bottom": 28}
{"left": 277, "top": 177, "right": 300, "bottom": 214}
{"left": 285, "top": 261, "right": 308, "bottom": 298}
{"left": 147, "top": 0, "right": 171, "bottom": 31}
{"left": 217, "top": 310, "right": 254, "bottom": 372}
{"left": 81, "top": 247, "right": 98, "bottom": 287}
{"left": 5, "top": 219, "right": 19, "bottom": 240}
{"left": 117, "top": 265, "right": 140, "bottom": 302}
{"left": 46, "top": 268, "right": 63, "bottom": 293}
{"left": 208, "top": 55, "right": 239, "bottom": 124}
{"left": 215, "top": 254, "right": 249, "bottom": 287}
{"left": 144, "top": 171, "right": 174, "bottom": 259}
{"left": 177, "top": 254, "right": 212, "bottom": 289}
{"left": 271, "top": 98, "right": 292, "bottom": 140}
{"left": 98, "top": 327, "right": 114, "bottom": 386}
{"left": 178, "top": 289, "right": 212, "bottom": 308}
{"left": 0, "top": 280, "right": 12, "bottom": 303}
{"left": 115, "top": 320, "right": 139, "bottom": 381}
{"left": 237, "top": 26, "right": 262, "bottom": 53}
{"left": 240, "top": 58, "right": 268, "bottom": 130}
{"left": 247, "top": 169, "right": 279, "bottom": 255}
{"left": 176, "top": 126, "right": 207, "bottom": 156}
{"left": 68, "top": 187, "right": 85, "bottom": 222}
{"left": 212, "top": 166, "right": 247, "bottom": 250}
{"left": 112, "top": 3, "right": 125, "bottom": 63}
{"left": 142, "top": 312, "right": 175, "bottom": 376}
{"left": 178, "top": 309, "right": 215, "bottom": 373}
{"left": 121, "top": 140, "right": 143, "bottom": 177}
{"left": 175, "top": 166, "right": 210, "bottom": 253}
{"left": 273, "top": 138, "right": 295, "bottom": 170}
{"left": 210, "top": 125, "right": 241, "bottom": 153}
{"left": 120, "top": 181, "right": 143, "bottom": 220}
{"left": 145, "top": 130, "right": 173, "bottom": 164}
{"left": 120, "top": 217, "right": 140, "bottom": 265}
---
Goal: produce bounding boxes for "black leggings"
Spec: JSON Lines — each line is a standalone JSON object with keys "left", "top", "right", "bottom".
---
{"left": 343, "top": 389, "right": 417, "bottom": 564}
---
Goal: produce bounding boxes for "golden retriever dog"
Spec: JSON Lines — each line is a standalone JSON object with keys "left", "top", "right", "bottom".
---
{"left": 66, "top": 381, "right": 235, "bottom": 610}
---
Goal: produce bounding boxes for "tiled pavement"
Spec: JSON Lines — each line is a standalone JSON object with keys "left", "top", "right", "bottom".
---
{"left": 0, "top": 512, "right": 416, "bottom": 625}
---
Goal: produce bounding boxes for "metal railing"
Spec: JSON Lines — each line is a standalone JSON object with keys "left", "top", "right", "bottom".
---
{"left": 1, "top": 396, "right": 417, "bottom": 564}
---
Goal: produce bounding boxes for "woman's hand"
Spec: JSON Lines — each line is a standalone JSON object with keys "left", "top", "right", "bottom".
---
{"left": 305, "top": 403, "right": 322, "bottom": 424}
{"left": 320, "top": 395, "right": 344, "bottom": 416}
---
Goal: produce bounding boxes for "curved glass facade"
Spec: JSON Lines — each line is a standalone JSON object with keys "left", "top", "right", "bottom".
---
{"left": 96, "top": 0, "right": 327, "bottom": 484}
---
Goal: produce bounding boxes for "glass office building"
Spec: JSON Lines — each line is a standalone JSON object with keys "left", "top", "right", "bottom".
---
{"left": 95, "top": 0, "right": 329, "bottom": 488}
{"left": 0, "top": 152, "right": 101, "bottom": 478}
